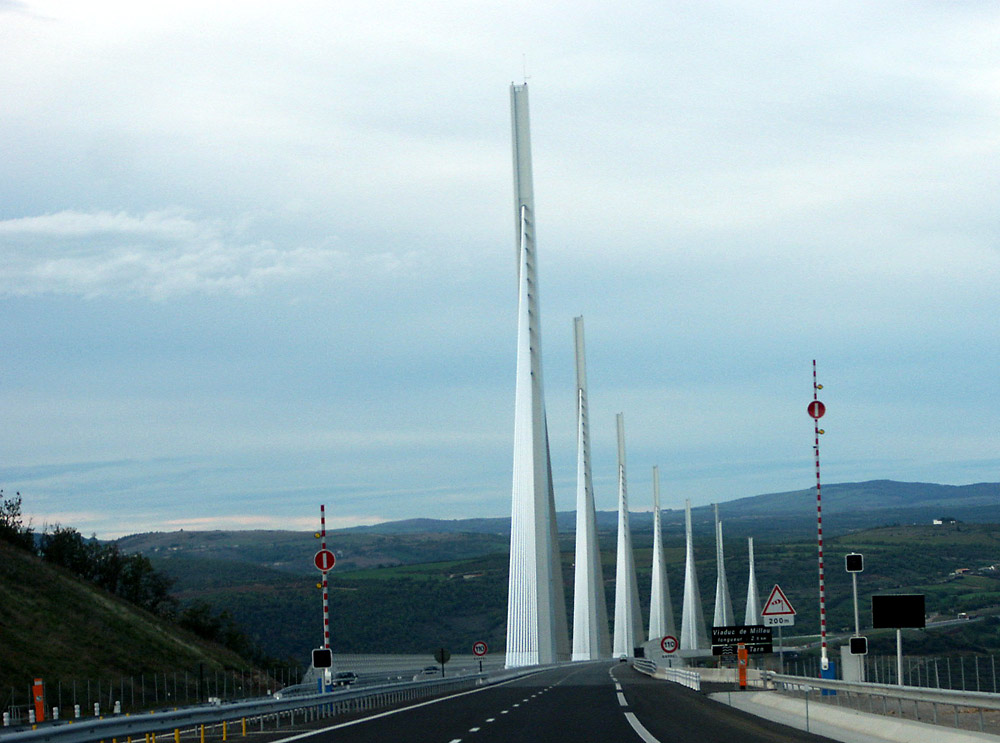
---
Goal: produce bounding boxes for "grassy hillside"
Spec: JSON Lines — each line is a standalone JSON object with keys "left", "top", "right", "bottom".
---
{"left": 0, "top": 540, "right": 267, "bottom": 708}
{"left": 143, "top": 522, "right": 1000, "bottom": 664}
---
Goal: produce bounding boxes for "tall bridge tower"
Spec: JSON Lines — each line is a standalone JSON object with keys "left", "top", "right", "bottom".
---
{"left": 571, "top": 316, "right": 611, "bottom": 660}
{"left": 505, "top": 83, "right": 570, "bottom": 667}
{"left": 648, "top": 466, "right": 676, "bottom": 640}
{"left": 612, "top": 413, "right": 643, "bottom": 657}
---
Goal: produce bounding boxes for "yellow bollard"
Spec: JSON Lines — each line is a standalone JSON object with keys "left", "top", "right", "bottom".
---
{"left": 152, "top": 733, "right": 157, "bottom": 743}
{"left": 222, "top": 720, "right": 227, "bottom": 741}
{"left": 174, "top": 730, "right": 179, "bottom": 743}
{"left": 200, "top": 725, "right": 205, "bottom": 743}
{"left": 241, "top": 718, "right": 246, "bottom": 737}
{"left": 145, "top": 734, "right": 150, "bottom": 743}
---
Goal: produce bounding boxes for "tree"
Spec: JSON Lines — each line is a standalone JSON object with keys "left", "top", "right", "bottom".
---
{"left": 0, "top": 489, "right": 35, "bottom": 550}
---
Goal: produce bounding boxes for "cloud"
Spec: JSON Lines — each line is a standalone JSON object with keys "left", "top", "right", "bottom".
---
{"left": 0, "top": 209, "right": 359, "bottom": 299}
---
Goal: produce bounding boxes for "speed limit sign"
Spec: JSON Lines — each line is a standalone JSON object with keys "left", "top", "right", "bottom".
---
{"left": 660, "top": 635, "right": 678, "bottom": 654}
{"left": 472, "top": 641, "right": 488, "bottom": 656}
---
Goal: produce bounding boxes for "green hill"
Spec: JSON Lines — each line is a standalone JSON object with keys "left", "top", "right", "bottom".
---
{"left": 0, "top": 540, "right": 276, "bottom": 714}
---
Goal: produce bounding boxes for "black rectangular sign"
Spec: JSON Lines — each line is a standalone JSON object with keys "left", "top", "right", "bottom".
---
{"left": 871, "top": 594, "right": 925, "bottom": 629}
{"left": 711, "top": 625, "right": 772, "bottom": 655}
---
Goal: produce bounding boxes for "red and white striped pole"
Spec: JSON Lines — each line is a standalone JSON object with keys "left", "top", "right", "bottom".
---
{"left": 321, "top": 504, "right": 330, "bottom": 650}
{"left": 808, "top": 361, "right": 829, "bottom": 672}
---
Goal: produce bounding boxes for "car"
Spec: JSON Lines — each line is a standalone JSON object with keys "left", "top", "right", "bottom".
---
{"left": 413, "top": 666, "right": 440, "bottom": 681}
{"left": 332, "top": 671, "right": 358, "bottom": 687}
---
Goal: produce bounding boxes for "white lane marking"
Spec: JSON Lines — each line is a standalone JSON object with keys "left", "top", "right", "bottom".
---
{"left": 624, "top": 712, "right": 662, "bottom": 743}
{"left": 501, "top": 710, "right": 509, "bottom": 714}
{"left": 266, "top": 669, "right": 546, "bottom": 743}
{"left": 614, "top": 683, "right": 622, "bottom": 691}
{"left": 448, "top": 739, "right": 462, "bottom": 743}
{"left": 485, "top": 718, "right": 495, "bottom": 722}
{"left": 513, "top": 703, "right": 520, "bottom": 707}
{"left": 469, "top": 727, "right": 481, "bottom": 732}
{"left": 616, "top": 691, "right": 628, "bottom": 706}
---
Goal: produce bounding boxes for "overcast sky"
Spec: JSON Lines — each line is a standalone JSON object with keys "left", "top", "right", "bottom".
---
{"left": 2, "top": 1, "right": 997, "bottom": 539}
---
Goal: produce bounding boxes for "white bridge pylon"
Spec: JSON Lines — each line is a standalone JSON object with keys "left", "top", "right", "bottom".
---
{"left": 505, "top": 82, "right": 569, "bottom": 668}
{"left": 570, "top": 316, "right": 611, "bottom": 660}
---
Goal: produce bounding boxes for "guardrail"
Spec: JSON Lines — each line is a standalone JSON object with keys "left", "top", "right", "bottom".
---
{"left": 764, "top": 670, "right": 1000, "bottom": 734}
{"left": 0, "top": 673, "right": 490, "bottom": 743}
{"left": 632, "top": 659, "right": 701, "bottom": 691}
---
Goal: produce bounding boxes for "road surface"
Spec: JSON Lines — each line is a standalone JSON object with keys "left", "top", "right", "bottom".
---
{"left": 263, "top": 662, "right": 835, "bottom": 743}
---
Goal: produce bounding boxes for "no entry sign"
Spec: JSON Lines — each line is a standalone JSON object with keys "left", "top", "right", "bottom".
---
{"left": 807, "top": 400, "right": 826, "bottom": 419}
{"left": 314, "top": 549, "right": 336, "bottom": 571}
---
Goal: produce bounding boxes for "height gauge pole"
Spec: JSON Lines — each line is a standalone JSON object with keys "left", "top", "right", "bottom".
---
{"left": 808, "top": 361, "right": 828, "bottom": 671}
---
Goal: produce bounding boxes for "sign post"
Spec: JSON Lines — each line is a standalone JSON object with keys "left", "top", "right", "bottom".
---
{"left": 313, "top": 505, "right": 337, "bottom": 688}
{"left": 434, "top": 647, "right": 451, "bottom": 677}
{"left": 808, "top": 361, "right": 829, "bottom": 671}
{"left": 761, "top": 585, "right": 796, "bottom": 673}
{"left": 473, "top": 641, "right": 488, "bottom": 673}
{"left": 872, "top": 594, "right": 925, "bottom": 686}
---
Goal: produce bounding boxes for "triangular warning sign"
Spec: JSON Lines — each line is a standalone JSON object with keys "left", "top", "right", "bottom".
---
{"left": 761, "top": 584, "right": 796, "bottom": 616}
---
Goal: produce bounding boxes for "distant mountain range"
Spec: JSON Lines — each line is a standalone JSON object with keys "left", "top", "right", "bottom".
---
{"left": 344, "top": 480, "right": 1000, "bottom": 540}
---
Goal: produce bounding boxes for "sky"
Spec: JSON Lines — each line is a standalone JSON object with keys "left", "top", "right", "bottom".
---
{"left": 2, "top": 1, "right": 998, "bottom": 539}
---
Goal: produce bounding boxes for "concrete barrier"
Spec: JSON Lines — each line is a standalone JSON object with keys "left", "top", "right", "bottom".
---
{"left": 710, "top": 690, "right": 1000, "bottom": 743}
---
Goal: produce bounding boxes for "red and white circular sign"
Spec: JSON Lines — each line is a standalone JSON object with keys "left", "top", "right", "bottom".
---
{"left": 473, "top": 641, "right": 488, "bottom": 656}
{"left": 660, "top": 635, "right": 678, "bottom": 654}
{"left": 807, "top": 400, "right": 826, "bottom": 419}
{"left": 314, "top": 549, "right": 336, "bottom": 571}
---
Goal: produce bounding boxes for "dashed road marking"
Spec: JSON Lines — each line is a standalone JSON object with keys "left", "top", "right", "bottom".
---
{"left": 469, "top": 727, "right": 480, "bottom": 732}
{"left": 616, "top": 691, "right": 628, "bottom": 706}
{"left": 624, "top": 712, "right": 661, "bottom": 743}
{"left": 485, "top": 718, "right": 495, "bottom": 723}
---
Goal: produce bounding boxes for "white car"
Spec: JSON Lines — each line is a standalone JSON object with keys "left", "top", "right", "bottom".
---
{"left": 413, "top": 665, "right": 440, "bottom": 681}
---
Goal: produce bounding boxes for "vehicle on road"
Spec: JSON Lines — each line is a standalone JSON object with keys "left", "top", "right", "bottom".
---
{"left": 413, "top": 666, "right": 440, "bottom": 681}
{"left": 332, "top": 671, "right": 358, "bottom": 687}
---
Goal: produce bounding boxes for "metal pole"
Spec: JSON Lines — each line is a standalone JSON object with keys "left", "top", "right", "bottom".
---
{"left": 851, "top": 572, "right": 860, "bottom": 636}
{"left": 779, "top": 626, "right": 784, "bottom": 673}
{"left": 896, "top": 630, "right": 903, "bottom": 687}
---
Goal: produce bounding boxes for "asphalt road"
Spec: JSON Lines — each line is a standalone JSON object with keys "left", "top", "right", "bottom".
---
{"left": 263, "top": 662, "right": 837, "bottom": 743}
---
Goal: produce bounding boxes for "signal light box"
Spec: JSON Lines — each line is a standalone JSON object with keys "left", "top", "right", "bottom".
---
{"left": 849, "top": 636, "right": 868, "bottom": 655}
{"left": 845, "top": 553, "right": 864, "bottom": 572}
{"left": 312, "top": 648, "right": 333, "bottom": 668}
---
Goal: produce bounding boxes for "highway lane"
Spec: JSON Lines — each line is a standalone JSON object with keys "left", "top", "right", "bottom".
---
{"left": 266, "top": 662, "right": 837, "bottom": 743}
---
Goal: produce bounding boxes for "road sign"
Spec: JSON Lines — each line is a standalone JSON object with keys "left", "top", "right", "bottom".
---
{"left": 846, "top": 553, "right": 864, "bottom": 572}
{"left": 849, "top": 636, "right": 868, "bottom": 655}
{"left": 660, "top": 635, "right": 678, "bottom": 654}
{"left": 761, "top": 584, "right": 796, "bottom": 627}
{"left": 711, "top": 625, "right": 772, "bottom": 655}
{"left": 807, "top": 400, "right": 826, "bottom": 419}
{"left": 434, "top": 647, "right": 451, "bottom": 665}
{"left": 314, "top": 549, "right": 336, "bottom": 571}
{"left": 472, "top": 641, "right": 488, "bottom": 657}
